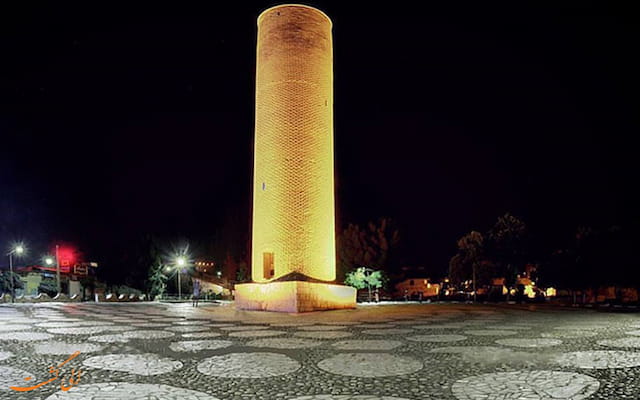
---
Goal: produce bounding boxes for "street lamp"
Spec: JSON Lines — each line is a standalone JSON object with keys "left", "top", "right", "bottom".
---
{"left": 7, "top": 244, "right": 25, "bottom": 303}
{"left": 55, "top": 245, "right": 61, "bottom": 294}
{"left": 175, "top": 256, "right": 186, "bottom": 300}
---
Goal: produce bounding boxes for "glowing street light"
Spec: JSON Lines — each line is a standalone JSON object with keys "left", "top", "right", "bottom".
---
{"left": 174, "top": 255, "right": 187, "bottom": 300}
{"left": 45, "top": 257, "right": 54, "bottom": 266}
{"left": 55, "top": 245, "right": 61, "bottom": 294}
{"left": 7, "top": 244, "right": 26, "bottom": 303}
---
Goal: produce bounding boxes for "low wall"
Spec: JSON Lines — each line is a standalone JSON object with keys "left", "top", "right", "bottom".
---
{"left": 235, "top": 281, "right": 356, "bottom": 313}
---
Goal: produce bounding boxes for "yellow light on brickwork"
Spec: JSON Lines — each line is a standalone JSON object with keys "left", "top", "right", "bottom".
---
{"left": 251, "top": 4, "right": 336, "bottom": 282}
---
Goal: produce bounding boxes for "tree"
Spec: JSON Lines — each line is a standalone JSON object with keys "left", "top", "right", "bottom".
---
{"left": 144, "top": 235, "right": 167, "bottom": 299}
{"left": 448, "top": 253, "right": 467, "bottom": 285}
{"left": 344, "top": 267, "right": 388, "bottom": 302}
{"left": 147, "top": 262, "right": 167, "bottom": 300}
{"left": 236, "top": 261, "right": 249, "bottom": 283}
{"left": 454, "top": 231, "right": 488, "bottom": 301}
{"left": 337, "top": 218, "right": 400, "bottom": 282}
{"left": 574, "top": 225, "right": 629, "bottom": 303}
{"left": 0, "top": 271, "right": 23, "bottom": 295}
{"left": 487, "top": 213, "right": 527, "bottom": 293}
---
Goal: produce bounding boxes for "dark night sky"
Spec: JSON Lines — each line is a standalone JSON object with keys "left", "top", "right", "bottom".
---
{"left": 1, "top": 2, "right": 638, "bottom": 278}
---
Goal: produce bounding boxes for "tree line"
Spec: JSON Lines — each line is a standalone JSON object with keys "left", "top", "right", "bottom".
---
{"left": 449, "top": 212, "right": 638, "bottom": 296}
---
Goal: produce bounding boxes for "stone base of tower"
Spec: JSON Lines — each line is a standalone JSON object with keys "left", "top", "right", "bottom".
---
{"left": 234, "top": 281, "right": 356, "bottom": 313}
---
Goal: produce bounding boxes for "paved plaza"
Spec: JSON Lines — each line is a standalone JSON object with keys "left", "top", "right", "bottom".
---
{"left": 1, "top": 302, "right": 640, "bottom": 399}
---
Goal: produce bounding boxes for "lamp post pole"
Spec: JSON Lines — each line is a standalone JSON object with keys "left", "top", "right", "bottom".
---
{"left": 56, "top": 245, "right": 61, "bottom": 294}
{"left": 178, "top": 269, "right": 181, "bottom": 300}
{"left": 7, "top": 245, "right": 24, "bottom": 303}
{"left": 8, "top": 252, "right": 14, "bottom": 303}
{"left": 175, "top": 256, "right": 187, "bottom": 301}
{"left": 472, "top": 263, "right": 477, "bottom": 303}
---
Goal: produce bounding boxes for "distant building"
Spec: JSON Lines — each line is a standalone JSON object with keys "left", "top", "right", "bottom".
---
{"left": 194, "top": 260, "right": 216, "bottom": 275}
{"left": 394, "top": 278, "right": 440, "bottom": 299}
{"left": 16, "top": 262, "right": 98, "bottom": 297}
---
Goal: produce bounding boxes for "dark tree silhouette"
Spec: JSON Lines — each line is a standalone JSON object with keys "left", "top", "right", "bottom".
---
{"left": 487, "top": 213, "right": 527, "bottom": 293}
{"left": 337, "top": 217, "right": 400, "bottom": 282}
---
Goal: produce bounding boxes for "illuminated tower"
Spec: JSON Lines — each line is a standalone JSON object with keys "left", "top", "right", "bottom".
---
{"left": 235, "top": 4, "right": 356, "bottom": 312}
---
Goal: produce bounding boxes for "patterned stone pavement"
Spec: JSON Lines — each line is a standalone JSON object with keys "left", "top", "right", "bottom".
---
{"left": 1, "top": 303, "right": 640, "bottom": 399}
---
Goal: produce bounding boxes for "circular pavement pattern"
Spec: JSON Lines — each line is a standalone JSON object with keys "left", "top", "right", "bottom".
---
{"left": 45, "top": 382, "right": 219, "bottom": 399}
{"left": 317, "top": 353, "right": 422, "bottom": 377}
{"left": 554, "top": 324, "right": 608, "bottom": 330}
{"left": 294, "top": 331, "right": 353, "bottom": 339}
{"left": 554, "top": 350, "right": 640, "bottom": 369}
{"left": 174, "top": 320, "right": 208, "bottom": 325}
{"left": 88, "top": 334, "right": 130, "bottom": 343}
{"left": 228, "top": 330, "right": 286, "bottom": 338}
{"left": 407, "top": 334, "right": 467, "bottom": 343}
{"left": 102, "top": 326, "right": 136, "bottom": 332}
{"left": 430, "top": 346, "right": 507, "bottom": 354}
{"left": 270, "top": 322, "right": 316, "bottom": 327}
{"left": 197, "top": 352, "right": 300, "bottom": 378}
{"left": 298, "top": 325, "right": 348, "bottom": 331}
{"left": 332, "top": 340, "right": 403, "bottom": 350}
{"left": 464, "top": 330, "right": 518, "bottom": 336}
{"left": 220, "top": 325, "right": 269, "bottom": 331}
{"left": 0, "top": 366, "right": 35, "bottom": 391}
{"left": 164, "top": 326, "right": 211, "bottom": 333}
{"left": 413, "top": 323, "right": 466, "bottom": 329}
{"left": 451, "top": 370, "right": 600, "bottom": 400}
{"left": 35, "top": 322, "right": 93, "bottom": 328}
{"left": 182, "top": 332, "right": 223, "bottom": 338}
{"left": 0, "top": 324, "right": 32, "bottom": 332}
{"left": 47, "top": 326, "right": 117, "bottom": 335}
{"left": 0, "top": 332, "right": 54, "bottom": 341}
{"left": 541, "top": 331, "right": 598, "bottom": 339}
{"left": 131, "top": 323, "right": 170, "bottom": 328}
{"left": 169, "top": 340, "right": 234, "bottom": 352}
{"left": 33, "top": 341, "right": 104, "bottom": 355}
{"left": 290, "top": 397, "right": 410, "bottom": 400}
{"left": 362, "top": 328, "right": 414, "bottom": 336}
{"left": 598, "top": 337, "right": 640, "bottom": 348}
{"left": 246, "top": 338, "right": 323, "bottom": 349}
{"left": 495, "top": 338, "right": 563, "bottom": 348}
{"left": 354, "top": 324, "right": 397, "bottom": 329}
{"left": 83, "top": 354, "right": 183, "bottom": 376}
{"left": 123, "top": 330, "right": 175, "bottom": 339}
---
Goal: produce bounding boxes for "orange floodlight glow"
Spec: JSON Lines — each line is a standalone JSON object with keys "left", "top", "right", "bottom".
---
{"left": 251, "top": 4, "right": 336, "bottom": 282}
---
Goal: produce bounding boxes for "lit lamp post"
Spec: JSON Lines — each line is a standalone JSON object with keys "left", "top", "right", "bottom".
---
{"left": 44, "top": 255, "right": 59, "bottom": 293}
{"left": 8, "top": 245, "right": 25, "bottom": 302}
{"left": 175, "top": 256, "right": 186, "bottom": 300}
{"left": 55, "top": 245, "right": 60, "bottom": 294}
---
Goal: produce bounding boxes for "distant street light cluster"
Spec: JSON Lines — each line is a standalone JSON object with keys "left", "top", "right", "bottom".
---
{"left": 5, "top": 243, "right": 63, "bottom": 303}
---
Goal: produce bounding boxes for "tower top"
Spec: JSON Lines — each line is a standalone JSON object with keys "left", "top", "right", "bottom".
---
{"left": 258, "top": 4, "right": 332, "bottom": 27}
